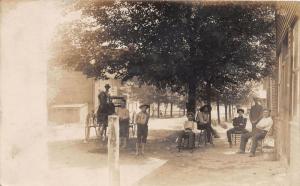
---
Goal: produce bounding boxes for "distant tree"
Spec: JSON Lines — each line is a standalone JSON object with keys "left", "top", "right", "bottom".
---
{"left": 52, "top": 1, "right": 275, "bottom": 115}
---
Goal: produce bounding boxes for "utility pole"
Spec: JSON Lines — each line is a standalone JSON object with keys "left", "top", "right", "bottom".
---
{"left": 107, "top": 115, "right": 120, "bottom": 186}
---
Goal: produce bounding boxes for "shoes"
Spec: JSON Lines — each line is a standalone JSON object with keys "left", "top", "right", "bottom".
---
{"left": 236, "top": 151, "right": 245, "bottom": 154}
{"left": 249, "top": 153, "right": 255, "bottom": 157}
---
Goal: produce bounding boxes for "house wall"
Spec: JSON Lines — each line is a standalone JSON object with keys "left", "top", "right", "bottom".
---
{"left": 267, "top": 2, "right": 300, "bottom": 185}
{"left": 47, "top": 67, "right": 95, "bottom": 123}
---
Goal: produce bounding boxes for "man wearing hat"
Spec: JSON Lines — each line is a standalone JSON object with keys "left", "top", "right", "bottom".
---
{"left": 249, "top": 97, "right": 264, "bottom": 130}
{"left": 226, "top": 108, "right": 248, "bottom": 148}
{"left": 135, "top": 103, "right": 150, "bottom": 156}
{"left": 96, "top": 84, "right": 111, "bottom": 141}
{"left": 195, "top": 105, "right": 219, "bottom": 143}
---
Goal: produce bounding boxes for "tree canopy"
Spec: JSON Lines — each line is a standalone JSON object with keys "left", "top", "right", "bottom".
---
{"left": 52, "top": 1, "right": 276, "bottom": 113}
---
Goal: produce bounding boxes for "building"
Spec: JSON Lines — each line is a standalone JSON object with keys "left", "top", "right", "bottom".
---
{"left": 47, "top": 66, "right": 136, "bottom": 124}
{"left": 265, "top": 2, "right": 300, "bottom": 185}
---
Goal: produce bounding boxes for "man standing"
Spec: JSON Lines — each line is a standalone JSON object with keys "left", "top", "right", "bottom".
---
{"left": 96, "top": 84, "right": 111, "bottom": 140}
{"left": 135, "top": 104, "right": 150, "bottom": 156}
{"left": 227, "top": 109, "right": 248, "bottom": 148}
{"left": 116, "top": 100, "right": 130, "bottom": 148}
{"left": 249, "top": 97, "right": 264, "bottom": 130}
{"left": 237, "top": 109, "right": 273, "bottom": 157}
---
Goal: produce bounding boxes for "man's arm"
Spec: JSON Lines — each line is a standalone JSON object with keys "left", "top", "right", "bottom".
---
{"left": 135, "top": 113, "right": 140, "bottom": 124}
{"left": 145, "top": 113, "right": 150, "bottom": 125}
{"left": 240, "top": 118, "right": 247, "bottom": 128}
{"left": 232, "top": 118, "right": 238, "bottom": 127}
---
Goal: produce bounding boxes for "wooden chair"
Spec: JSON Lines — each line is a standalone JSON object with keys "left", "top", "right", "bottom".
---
{"left": 247, "top": 128, "right": 272, "bottom": 153}
{"left": 231, "top": 130, "right": 243, "bottom": 145}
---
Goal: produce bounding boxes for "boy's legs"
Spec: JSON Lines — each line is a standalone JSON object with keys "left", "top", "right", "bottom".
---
{"left": 141, "top": 125, "right": 148, "bottom": 155}
{"left": 205, "top": 124, "right": 212, "bottom": 143}
{"left": 187, "top": 131, "right": 195, "bottom": 149}
{"left": 177, "top": 131, "right": 185, "bottom": 147}
{"left": 136, "top": 125, "right": 142, "bottom": 155}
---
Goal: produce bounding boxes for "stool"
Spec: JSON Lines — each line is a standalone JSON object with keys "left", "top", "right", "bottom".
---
{"left": 231, "top": 131, "right": 242, "bottom": 145}
{"left": 177, "top": 133, "right": 195, "bottom": 152}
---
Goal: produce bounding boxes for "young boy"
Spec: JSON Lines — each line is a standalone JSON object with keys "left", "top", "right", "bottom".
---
{"left": 135, "top": 104, "right": 150, "bottom": 156}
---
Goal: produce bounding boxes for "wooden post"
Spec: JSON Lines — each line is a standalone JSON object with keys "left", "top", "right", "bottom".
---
{"left": 107, "top": 115, "right": 120, "bottom": 186}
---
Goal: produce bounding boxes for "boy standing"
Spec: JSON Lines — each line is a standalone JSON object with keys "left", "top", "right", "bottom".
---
{"left": 135, "top": 104, "right": 150, "bottom": 156}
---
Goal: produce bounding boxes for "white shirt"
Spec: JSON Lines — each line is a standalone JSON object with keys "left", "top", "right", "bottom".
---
{"left": 256, "top": 117, "right": 273, "bottom": 131}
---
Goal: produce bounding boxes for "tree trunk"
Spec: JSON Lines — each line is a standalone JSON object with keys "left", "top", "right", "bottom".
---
{"left": 217, "top": 96, "right": 220, "bottom": 124}
{"left": 187, "top": 81, "right": 197, "bottom": 115}
{"left": 183, "top": 107, "right": 186, "bottom": 116}
{"left": 206, "top": 82, "right": 212, "bottom": 123}
{"left": 164, "top": 103, "right": 168, "bottom": 117}
{"left": 228, "top": 103, "right": 232, "bottom": 120}
{"left": 157, "top": 101, "right": 160, "bottom": 118}
{"left": 170, "top": 101, "right": 173, "bottom": 118}
{"left": 225, "top": 103, "right": 228, "bottom": 122}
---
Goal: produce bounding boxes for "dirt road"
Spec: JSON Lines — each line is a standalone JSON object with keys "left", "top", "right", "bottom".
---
{"left": 48, "top": 118, "right": 288, "bottom": 186}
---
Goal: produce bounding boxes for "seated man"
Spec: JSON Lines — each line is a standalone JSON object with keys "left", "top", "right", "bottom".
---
{"left": 237, "top": 109, "right": 273, "bottom": 157}
{"left": 227, "top": 108, "right": 248, "bottom": 148}
{"left": 177, "top": 112, "right": 196, "bottom": 149}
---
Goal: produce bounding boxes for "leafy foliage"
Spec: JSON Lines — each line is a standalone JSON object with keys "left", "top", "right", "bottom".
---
{"left": 52, "top": 1, "right": 276, "bottom": 112}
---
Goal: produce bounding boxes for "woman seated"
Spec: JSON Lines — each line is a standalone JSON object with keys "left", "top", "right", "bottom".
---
{"left": 177, "top": 112, "right": 196, "bottom": 149}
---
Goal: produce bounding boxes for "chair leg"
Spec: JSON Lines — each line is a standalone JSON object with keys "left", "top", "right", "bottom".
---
{"left": 235, "top": 134, "right": 237, "bottom": 145}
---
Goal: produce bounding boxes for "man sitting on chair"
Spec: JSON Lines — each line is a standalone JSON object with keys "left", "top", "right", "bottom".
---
{"left": 177, "top": 112, "right": 196, "bottom": 149}
{"left": 227, "top": 108, "right": 248, "bottom": 148}
{"left": 237, "top": 109, "right": 273, "bottom": 157}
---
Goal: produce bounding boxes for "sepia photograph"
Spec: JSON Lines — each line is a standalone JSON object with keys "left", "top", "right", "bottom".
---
{"left": 1, "top": 0, "right": 300, "bottom": 186}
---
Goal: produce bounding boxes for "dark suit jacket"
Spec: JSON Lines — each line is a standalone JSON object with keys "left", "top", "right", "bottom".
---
{"left": 232, "top": 116, "right": 247, "bottom": 129}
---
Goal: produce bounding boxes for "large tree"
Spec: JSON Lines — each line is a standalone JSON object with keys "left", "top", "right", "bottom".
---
{"left": 52, "top": 1, "right": 275, "bottom": 114}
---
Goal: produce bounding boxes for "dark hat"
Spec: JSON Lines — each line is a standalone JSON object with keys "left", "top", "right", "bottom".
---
{"left": 199, "top": 105, "right": 212, "bottom": 112}
{"left": 105, "top": 84, "right": 111, "bottom": 89}
{"left": 139, "top": 104, "right": 150, "bottom": 109}
{"left": 187, "top": 112, "right": 194, "bottom": 117}
{"left": 237, "top": 108, "right": 245, "bottom": 113}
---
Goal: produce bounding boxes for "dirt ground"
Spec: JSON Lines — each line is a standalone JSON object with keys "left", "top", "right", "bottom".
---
{"left": 47, "top": 118, "right": 288, "bottom": 186}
